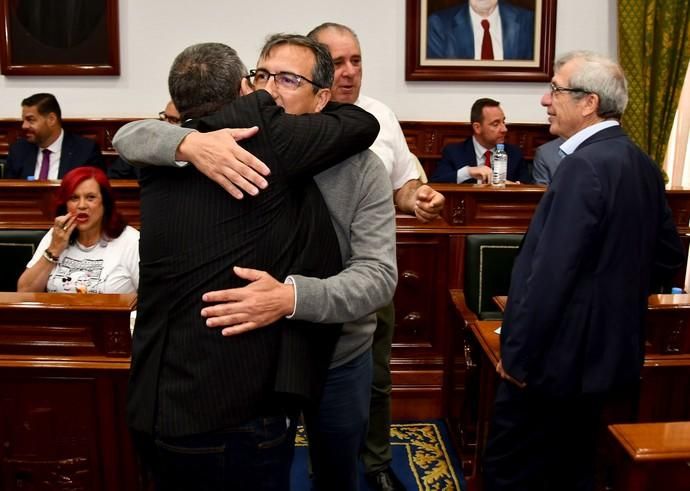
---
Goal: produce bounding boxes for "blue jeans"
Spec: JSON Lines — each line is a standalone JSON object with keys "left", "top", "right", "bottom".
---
{"left": 134, "top": 412, "right": 298, "bottom": 491}
{"left": 304, "top": 348, "right": 373, "bottom": 491}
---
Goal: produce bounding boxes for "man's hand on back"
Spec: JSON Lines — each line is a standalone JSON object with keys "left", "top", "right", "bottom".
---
{"left": 201, "top": 266, "right": 295, "bottom": 336}
{"left": 176, "top": 127, "right": 270, "bottom": 199}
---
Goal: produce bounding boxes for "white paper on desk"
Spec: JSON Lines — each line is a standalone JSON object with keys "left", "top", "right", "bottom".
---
{"left": 494, "top": 326, "right": 501, "bottom": 334}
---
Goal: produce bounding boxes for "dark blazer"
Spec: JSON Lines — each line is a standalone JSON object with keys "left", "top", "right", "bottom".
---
{"left": 128, "top": 90, "right": 379, "bottom": 437}
{"left": 107, "top": 156, "right": 140, "bottom": 179}
{"left": 430, "top": 137, "right": 530, "bottom": 183}
{"left": 5, "top": 131, "right": 104, "bottom": 178}
{"left": 427, "top": 1, "right": 535, "bottom": 59}
{"left": 501, "top": 126, "right": 684, "bottom": 397}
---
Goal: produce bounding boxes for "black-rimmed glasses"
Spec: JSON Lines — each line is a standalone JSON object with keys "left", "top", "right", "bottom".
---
{"left": 550, "top": 82, "right": 591, "bottom": 96}
{"left": 246, "top": 68, "right": 325, "bottom": 91}
{"left": 158, "top": 111, "right": 181, "bottom": 125}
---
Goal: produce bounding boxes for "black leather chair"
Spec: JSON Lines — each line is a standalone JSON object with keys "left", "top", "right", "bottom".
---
{"left": 463, "top": 234, "right": 524, "bottom": 320}
{"left": 0, "top": 230, "right": 47, "bottom": 291}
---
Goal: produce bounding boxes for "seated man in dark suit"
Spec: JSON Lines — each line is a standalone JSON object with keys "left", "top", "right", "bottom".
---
{"left": 5, "top": 93, "right": 104, "bottom": 179}
{"left": 430, "top": 98, "right": 529, "bottom": 184}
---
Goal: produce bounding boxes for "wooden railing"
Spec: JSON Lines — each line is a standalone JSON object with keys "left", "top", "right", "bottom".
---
{"left": 0, "top": 118, "right": 555, "bottom": 176}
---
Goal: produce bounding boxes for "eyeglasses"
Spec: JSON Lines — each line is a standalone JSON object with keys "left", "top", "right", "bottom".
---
{"left": 158, "top": 111, "right": 181, "bottom": 125}
{"left": 550, "top": 82, "right": 591, "bottom": 96}
{"left": 246, "top": 68, "right": 325, "bottom": 91}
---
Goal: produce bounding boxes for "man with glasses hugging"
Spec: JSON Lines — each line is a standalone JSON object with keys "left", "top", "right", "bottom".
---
{"left": 115, "top": 35, "right": 397, "bottom": 491}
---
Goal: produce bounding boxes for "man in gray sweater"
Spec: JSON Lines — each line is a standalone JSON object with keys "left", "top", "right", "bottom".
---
{"left": 115, "top": 34, "right": 397, "bottom": 491}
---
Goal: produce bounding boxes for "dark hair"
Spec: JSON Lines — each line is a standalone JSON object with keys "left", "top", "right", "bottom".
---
{"left": 55, "top": 166, "right": 126, "bottom": 241}
{"left": 259, "top": 33, "right": 334, "bottom": 92}
{"left": 471, "top": 98, "right": 501, "bottom": 123}
{"left": 21, "top": 93, "right": 62, "bottom": 123}
{"left": 168, "top": 43, "right": 247, "bottom": 120}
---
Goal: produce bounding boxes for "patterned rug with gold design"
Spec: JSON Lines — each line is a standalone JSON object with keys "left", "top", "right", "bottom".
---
{"left": 290, "top": 421, "right": 466, "bottom": 491}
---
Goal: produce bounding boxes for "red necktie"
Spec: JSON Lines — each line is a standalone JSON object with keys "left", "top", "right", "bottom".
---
{"left": 481, "top": 20, "right": 494, "bottom": 60}
{"left": 484, "top": 150, "right": 492, "bottom": 169}
{"left": 38, "top": 149, "right": 51, "bottom": 180}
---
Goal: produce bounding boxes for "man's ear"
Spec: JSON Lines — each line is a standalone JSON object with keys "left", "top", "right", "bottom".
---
{"left": 240, "top": 78, "right": 255, "bottom": 96}
{"left": 471, "top": 121, "right": 481, "bottom": 135}
{"left": 46, "top": 112, "right": 58, "bottom": 128}
{"left": 581, "top": 93, "right": 600, "bottom": 118}
{"left": 313, "top": 88, "right": 332, "bottom": 112}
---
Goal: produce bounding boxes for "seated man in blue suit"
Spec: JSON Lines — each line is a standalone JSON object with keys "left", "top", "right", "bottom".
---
{"left": 430, "top": 98, "right": 529, "bottom": 184}
{"left": 428, "top": 0, "right": 535, "bottom": 60}
{"left": 5, "top": 93, "right": 104, "bottom": 179}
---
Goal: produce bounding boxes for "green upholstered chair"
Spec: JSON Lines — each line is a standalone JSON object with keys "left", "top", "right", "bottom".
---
{"left": 463, "top": 234, "right": 523, "bottom": 320}
{"left": 0, "top": 230, "right": 47, "bottom": 291}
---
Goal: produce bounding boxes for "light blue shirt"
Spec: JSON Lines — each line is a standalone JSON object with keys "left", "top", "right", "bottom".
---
{"left": 560, "top": 120, "right": 620, "bottom": 157}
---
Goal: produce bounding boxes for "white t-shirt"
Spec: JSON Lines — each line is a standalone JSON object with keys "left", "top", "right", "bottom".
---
{"left": 355, "top": 95, "right": 420, "bottom": 191}
{"left": 28, "top": 225, "right": 140, "bottom": 294}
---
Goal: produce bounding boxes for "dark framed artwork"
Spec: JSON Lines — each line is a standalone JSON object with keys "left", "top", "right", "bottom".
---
{"left": 1, "top": 0, "right": 120, "bottom": 76}
{"left": 406, "top": 0, "right": 557, "bottom": 82}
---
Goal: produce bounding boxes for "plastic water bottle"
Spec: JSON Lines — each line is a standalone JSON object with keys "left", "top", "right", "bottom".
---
{"left": 491, "top": 144, "right": 508, "bottom": 187}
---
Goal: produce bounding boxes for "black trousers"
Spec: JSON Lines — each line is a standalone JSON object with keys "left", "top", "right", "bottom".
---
{"left": 482, "top": 380, "right": 607, "bottom": 491}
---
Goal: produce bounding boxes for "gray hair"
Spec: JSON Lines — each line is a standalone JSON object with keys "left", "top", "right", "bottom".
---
{"left": 168, "top": 43, "right": 247, "bottom": 120}
{"left": 555, "top": 51, "right": 628, "bottom": 120}
{"left": 259, "top": 33, "right": 334, "bottom": 92}
{"left": 307, "top": 22, "right": 360, "bottom": 47}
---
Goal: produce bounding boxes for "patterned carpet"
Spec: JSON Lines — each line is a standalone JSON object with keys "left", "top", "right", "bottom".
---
{"left": 290, "top": 421, "right": 466, "bottom": 491}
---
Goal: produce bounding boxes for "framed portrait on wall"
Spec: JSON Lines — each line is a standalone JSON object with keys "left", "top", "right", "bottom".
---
{"left": 406, "top": 0, "right": 557, "bottom": 82}
{"left": 0, "top": 0, "right": 120, "bottom": 76}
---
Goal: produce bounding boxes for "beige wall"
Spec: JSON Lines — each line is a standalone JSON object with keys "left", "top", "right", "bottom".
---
{"left": 0, "top": 0, "right": 617, "bottom": 122}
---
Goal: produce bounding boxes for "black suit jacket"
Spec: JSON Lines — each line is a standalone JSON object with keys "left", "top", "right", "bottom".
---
{"left": 430, "top": 137, "right": 531, "bottom": 183}
{"left": 501, "top": 126, "right": 684, "bottom": 397}
{"left": 107, "top": 156, "right": 140, "bottom": 179}
{"left": 5, "top": 131, "right": 104, "bottom": 178}
{"left": 128, "top": 90, "right": 379, "bottom": 437}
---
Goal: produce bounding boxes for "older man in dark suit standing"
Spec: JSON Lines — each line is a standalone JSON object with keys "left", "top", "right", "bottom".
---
{"left": 483, "top": 51, "right": 684, "bottom": 491}
{"left": 5, "top": 93, "right": 104, "bottom": 179}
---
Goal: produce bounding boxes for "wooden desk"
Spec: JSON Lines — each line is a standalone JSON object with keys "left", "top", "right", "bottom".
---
{"left": 2, "top": 182, "right": 689, "bottom": 424}
{"left": 457, "top": 295, "right": 690, "bottom": 490}
{"left": 0, "top": 293, "right": 142, "bottom": 491}
{"left": 608, "top": 422, "right": 690, "bottom": 491}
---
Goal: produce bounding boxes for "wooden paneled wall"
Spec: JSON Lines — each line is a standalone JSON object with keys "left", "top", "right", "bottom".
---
{"left": 0, "top": 118, "right": 555, "bottom": 175}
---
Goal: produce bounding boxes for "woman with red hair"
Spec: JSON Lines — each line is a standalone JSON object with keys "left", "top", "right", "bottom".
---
{"left": 18, "top": 166, "right": 139, "bottom": 293}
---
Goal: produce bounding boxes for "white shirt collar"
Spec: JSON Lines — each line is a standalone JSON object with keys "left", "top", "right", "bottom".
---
{"left": 472, "top": 135, "right": 493, "bottom": 163}
{"left": 560, "top": 120, "right": 619, "bottom": 156}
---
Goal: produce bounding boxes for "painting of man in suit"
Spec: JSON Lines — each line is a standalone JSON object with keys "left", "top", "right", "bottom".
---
{"left": 427, "top": 0, "right": 535, "bottom": 60}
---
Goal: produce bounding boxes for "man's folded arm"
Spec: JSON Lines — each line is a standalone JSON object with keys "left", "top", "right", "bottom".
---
{"left": 113, "top": 120, "right": 192, "bottom": 167}
{"left": 268, "top": 100, "right": 379, "bottom": 177}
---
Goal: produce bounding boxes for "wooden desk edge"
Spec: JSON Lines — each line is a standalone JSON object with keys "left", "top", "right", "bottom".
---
{"left": 609, "top": 422, "right": 690, "bottom": 462}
